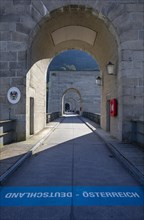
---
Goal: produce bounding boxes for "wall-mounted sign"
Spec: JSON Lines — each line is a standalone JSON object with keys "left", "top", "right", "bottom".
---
{"left": 7, "top": 87, "right": 21, "bottom": 104}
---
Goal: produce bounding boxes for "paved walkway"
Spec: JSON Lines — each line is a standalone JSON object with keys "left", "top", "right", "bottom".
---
{"left": 82, "top": 117, "right": 144, "bottom": 185}
{"left": 0, "top": 118, "right": 63, "bottom": 183}
{"left": 0, "top": 115, "right": 144, "bottom": 220}
{"left": 0, "top": 116, "right": 143, "bottom": 185}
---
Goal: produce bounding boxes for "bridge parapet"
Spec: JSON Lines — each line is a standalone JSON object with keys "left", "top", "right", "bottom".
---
{"left": 46, "top": 112, "right": 61, "bottom": 123}
{"left": 131, "top": 121, "right": 144, "bottom": 147}
{"left": 82, "top": 112, "right": 100, "bottom": 125}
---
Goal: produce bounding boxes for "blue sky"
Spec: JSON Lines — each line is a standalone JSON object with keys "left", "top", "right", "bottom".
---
{"left": 48, "top": 49, "right": 99, "bottom": 71}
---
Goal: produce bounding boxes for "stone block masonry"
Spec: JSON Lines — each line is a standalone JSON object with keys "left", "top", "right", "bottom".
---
{"left": 0, "top": 0, "right": 143, "bottom": 144}
{"left": 48, "top": 71, "right": 101, "bottom": 115}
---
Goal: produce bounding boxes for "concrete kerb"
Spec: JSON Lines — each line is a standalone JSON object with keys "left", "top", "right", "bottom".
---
{"left": 105, "top": 143, "right": 144, "bottom": 185}
{"left": 80, "top": 117, "right": 144, "bottom": 186}
{"left": 30, "top": 118, "right": 63, "bottom": 154}
{"left": 0, "top": 117, "right": 65, "bottom": 185}
{"left": 0, "top": 152, "right": 32, "bottom": 186}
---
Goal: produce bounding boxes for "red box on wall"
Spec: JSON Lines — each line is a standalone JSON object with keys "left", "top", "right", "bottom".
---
{"left": 110, "top": 99, "right": 117, "bottom": 116}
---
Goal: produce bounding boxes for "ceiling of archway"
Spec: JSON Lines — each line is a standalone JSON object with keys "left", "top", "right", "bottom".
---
{"left": 30, "top": 6, "right": 118, "bottom": 71}
{"left": 51, "top": 26, "right": 97, "bottom": 46}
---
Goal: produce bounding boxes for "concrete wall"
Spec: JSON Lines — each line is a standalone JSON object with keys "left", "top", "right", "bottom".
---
{"left": 48, "top": 71, "right": 101, "bottom": 115}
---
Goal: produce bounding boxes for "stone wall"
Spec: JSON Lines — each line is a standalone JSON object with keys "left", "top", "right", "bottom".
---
{"left": 0, "top": 0, "right": 143, "bottom": 142}
{"left": 48, "top": 71, "right": 101, "bottom": 115}
{"left": 26, "top": 59, "right": 49, "bottom": 138}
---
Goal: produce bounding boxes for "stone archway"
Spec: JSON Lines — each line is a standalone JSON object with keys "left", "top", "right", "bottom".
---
{"left": 1, "top": 2, "right": 143, "bottom": 143}
{"left": 62, "top": 88, "right": 82, "bottom": 115}
{"left": 28, "top": 5, "right": 119, "bottom": 139}
{"left": 47, "top": 70, "right": 100, "bottom": 118}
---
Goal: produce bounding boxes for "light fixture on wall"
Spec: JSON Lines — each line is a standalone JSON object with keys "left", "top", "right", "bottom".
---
{"left": 106, "top": 62, "right": 114, "bottom": 75}
{"left": 96, "top": 76, "right": 102, "bottom": 86}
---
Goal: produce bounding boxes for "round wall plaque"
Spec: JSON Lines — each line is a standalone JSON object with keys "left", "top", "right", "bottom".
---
{"left": 7, "top": 87, "right": 21, "bottom": 104}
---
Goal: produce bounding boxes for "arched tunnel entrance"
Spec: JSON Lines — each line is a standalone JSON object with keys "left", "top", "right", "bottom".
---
{"left": 62, "top": 88, "right": 82, "bottom": 115}
{"left": 65, "top": 103, "right": 70, "bottom": 112}
{"left": 46, "top": 49, "right": 100, "bottom": 119}
{"left": 26, "top": 5, "right": 119, "bottom": 140}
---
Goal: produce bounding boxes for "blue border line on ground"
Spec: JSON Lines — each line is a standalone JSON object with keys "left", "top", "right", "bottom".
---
{"left": 0, "top": 186, "right": 144, "bottom": 206}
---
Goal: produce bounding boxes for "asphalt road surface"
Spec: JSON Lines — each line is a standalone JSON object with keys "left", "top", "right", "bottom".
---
{"left": 0, "top": 116, "right": 144, "bottom": 220}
